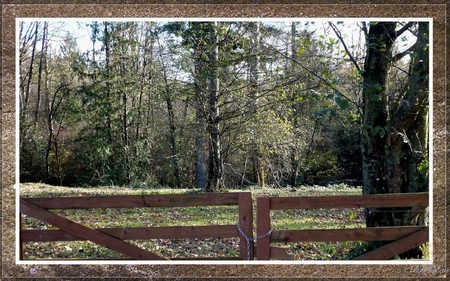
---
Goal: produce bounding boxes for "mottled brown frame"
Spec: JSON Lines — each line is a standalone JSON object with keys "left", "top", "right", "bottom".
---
{"left": 1, "top": 1, "right": 447, "bottom": 279}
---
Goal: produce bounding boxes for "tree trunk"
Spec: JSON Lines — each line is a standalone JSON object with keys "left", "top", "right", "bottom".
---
{"left": 389, "top": 22, "right": 429, "bottom": 230}
{"left": 395, "top": 22, "right": 429, "bottom": 195}
{"left": 192, "top": 22, "right": 208, "bottom": 190}
{"left": 44, "top": 87, "right": 53, "bottom": 183}
{"left": 361, "top": 22, "right": 429, "bottom": 257}
{"left": 361, "top": 22, "right": 396, "bottom": 226}
{"left": 165, "top": 92, "right": 182, "bottom": 188}
{"left": 158, "top": 41, "right": 182, "bottom": 188}
{"left": 22, "top": 22, "right": 39, "bottom": 117}
{"left": 289, "top": 22, "right": 300, "bottom": 187}
{"left": 34, "top": 22, "right": 48, "bottom": 126}
{"left": 206, "top": 22, "right": 223, "bottom": 192}
{"left": 104, "top": 22, "right": 113, "bottom": 144}
{"left": 195, "top": 109, "right": 207, "bottom": 190}
{"left": 122, "top": 80, "right": 131, "bottom": 185}
{"left": 248, "top": 22, "right": 265, "bottom": 187}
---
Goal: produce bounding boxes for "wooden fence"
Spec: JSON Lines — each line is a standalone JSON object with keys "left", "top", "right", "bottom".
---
{"left": 20, "top": 192, "right": 254, "bottom": 260}
{"left": 256, "top": 192, "right": 429, "bottom": 260}
{"left": 20, "top": 192, "right": 429, "bottom": 261}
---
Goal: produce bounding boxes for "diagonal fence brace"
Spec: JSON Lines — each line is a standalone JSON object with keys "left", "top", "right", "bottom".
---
{"left": 20, "top": 199, "right": 168, "bottom": 260}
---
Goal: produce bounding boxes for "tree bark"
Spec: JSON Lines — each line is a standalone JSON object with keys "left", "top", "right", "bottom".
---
{"left": 44, "top": 99, "right": 53, "bottom": 183}
{"left": 248, "top": 22, "right": 265, "bottom": 187}
{"left": 22, "top": 22, "right": 39, "bottom": 117}
{"left": 165, "top": 92, "right": 182, "bottom": 188}
{"left": 195, "top": 109, "right": 207, "bottom": 190}
{"left": 104, "top": 22, "right": 113, "bottom": 144}
{"left": 191, "top": 22, "right": 208, "bottom": 190}
{"left": 361, "top": 22, "right": 396, "bottom": 199}
{"left": 289, "top": 22, "right": 300, "bottom": 187}
{"left": 122, "top": 75, "right": 131, "bottom": 185}
{"left": 34, "top": 22, "right": 48, "bottom": 126}
{"left": 361, "top": 22, "right": 429, "bottom": 245}
{"left": 206, "top": 22, "right": 223, "bottom": 192}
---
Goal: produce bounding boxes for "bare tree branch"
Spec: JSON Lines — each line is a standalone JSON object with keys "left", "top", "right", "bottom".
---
{"left": 329, "top": 22, "right": 362, "bottom": 75}
{"left": 392, "top": 44, "right": 416, "bottom": 63}
{"left": 394, "top": 22, "right": 416, "bottom": 39}
{"left": 360, "top": 22, "right": 369, "bottom": 42}
{"left": 264, "top": 43, "right": 360, "bottom": 109}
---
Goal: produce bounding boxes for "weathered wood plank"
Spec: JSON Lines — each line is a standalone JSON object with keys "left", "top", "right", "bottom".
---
{"left": 21, "top": 225, "right": 238, "bottom": 242}
{"left": 238, "top": 192, "right": 254, "bottom": 260}
{"left": 269, "top": 193, "right": 429, "bottom": 210}
{"left": 269, "top": 246, "right": 295, "bottom": 260}
{"left": 354, "top": 228, "right": 429, "bottom": 260}
{"left": 23, "top": 193, "right": 241, "bottom": 209}
{"left": 256, "top": 197, "right": 271, "bottom": 260}
{"left": 20, "top": 199, "right": 168, "bottom": 260}
{"left": 254, "top": 246, "right": 295, "bottom": 260}
{"left": 271, "top": 226, "right": 428, "bottom": 242}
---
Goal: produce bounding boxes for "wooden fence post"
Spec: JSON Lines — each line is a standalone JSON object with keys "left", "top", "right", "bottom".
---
{"left": 238, "top": 192, "right": 254, "bottom": 260}
{"left": 256, "top": 197, "right": 271, "bottom": 260}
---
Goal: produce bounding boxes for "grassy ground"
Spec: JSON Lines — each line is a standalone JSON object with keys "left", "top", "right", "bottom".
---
{"left": 20, "top": 183, "right": 368, "bottom": 260}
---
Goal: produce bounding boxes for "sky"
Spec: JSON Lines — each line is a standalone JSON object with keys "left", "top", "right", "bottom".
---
{"left": 19, "top": 19, "right": 420, "bottom": 65}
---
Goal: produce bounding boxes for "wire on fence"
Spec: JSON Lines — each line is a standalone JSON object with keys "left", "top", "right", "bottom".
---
{"left": 237, "top": 224, "right": 273, "bottom": 260}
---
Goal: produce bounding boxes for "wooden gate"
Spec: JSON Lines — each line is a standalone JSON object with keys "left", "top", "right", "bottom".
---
{"left": 256, "top": 192, "right": 429, "bottom": 260}
{"left": 21, "top": 192, "right": 429, "bottom": 260}
{"left": 20, "top": 192, "right": 254, "bottom": 260}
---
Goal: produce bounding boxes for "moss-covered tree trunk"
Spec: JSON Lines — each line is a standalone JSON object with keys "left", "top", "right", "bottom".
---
{"left": 361, "top": 22, "right": 429, "bottom": 257}
{"left": 361, "top": 22, "right": 397, "bottom": 225}
{"left": 192, "top": 22, "right": 208, "bottom": 191}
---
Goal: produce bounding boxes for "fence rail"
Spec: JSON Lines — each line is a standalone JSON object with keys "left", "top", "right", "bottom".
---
{"left": 257, "top": 192, "right": 429, "bottom": 260}
{"left": 23, "top": 193, "right": 241, "bottom": 209}
{"left": 20, "top": 192, "right": 429, "bottom": 261}
{"left": 20, "top": 192, "right": 254, "bottom": 260}
{"left": 268, "top": 192, "right": 429, "bottom": 210}
{"left": 21, "top": 225, "right": 239, "bottom": 242}
{"left": 270, "top": 226, "right": 428, "bottom": 243}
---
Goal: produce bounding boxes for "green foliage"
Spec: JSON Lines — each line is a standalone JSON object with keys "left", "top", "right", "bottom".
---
{"left": 318, "top": 242, "right": 337, "bottom": 259}
{"left": 417, "top": 159, "right": 428, "bottom": 172}
{"left": 19, "top": 20, "right": 417, "bottom": 190}
{"left": 345, "top": 241, "right": 371, "bottom": 259}
{"left": 418, "top": 242, "right": 429, "bottom": 259}
{"left": 19, "top": 126, "right": 47, "bottom": 182}
{"left": 301, "top": 150, "right": 342, "bottom": 185}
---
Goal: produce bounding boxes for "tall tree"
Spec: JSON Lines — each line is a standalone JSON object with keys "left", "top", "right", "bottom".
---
{"left": 160, "top": 47, "right": 183, "bottom": 188}
{"left": 21, "top": 22, "right": 39, "bottom": 118}
{"left": 362, "top": 22, "right": 428, "bottom": 217}
{"left": 361, "top": 22, "right": 397, "bottom": 202}
{"left": 206, "top": 22, "right": 223, "bottom": 192}
{"left": 20, "top": 20, "right": 418, "bottom": 192}
{"left": 34, "top": 22, "right": 48, "bottom": 126}
{"left": 248, "top": 22, "right": 265, "bottom": 187}
{"left": 289, "top": 22, "right": 300, "bottom": 187}
{"left": 360, "top": 21, "right": 429, "bottom": 253}
{"left": 192, "top": 22, "right": 208, "bottom": 190}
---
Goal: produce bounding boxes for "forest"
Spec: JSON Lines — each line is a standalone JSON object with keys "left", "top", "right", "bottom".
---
{"left": 19, "top": 20, "right": 429, "bottom": 199}
{"left": 18, "top": 20, "right": 431, "bottom": 260}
